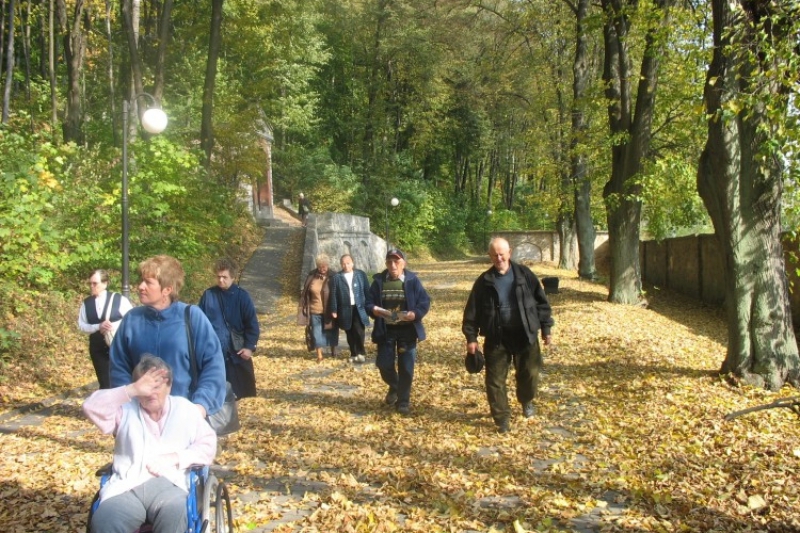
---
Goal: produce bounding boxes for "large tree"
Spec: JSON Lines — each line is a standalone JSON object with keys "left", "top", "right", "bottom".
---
{"left": 697, "top": 0, "right": 800, "bottom": 389}
{"left": 601, "top": 0, "right": 676, "bottom": 304}
{"left": 56, "top": 0, "right": 86, "bottom": 144}
{"left": 566, "top": 0, "right": 598, "bottom": 280}
{"left": 200, "top": 0, "right": 223, "bottom": 164}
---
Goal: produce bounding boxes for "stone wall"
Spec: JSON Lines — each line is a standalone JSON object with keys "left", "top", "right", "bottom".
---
{"left": 641, "top": 233, "right": 800, "bottom": 325}
{"left": 493, "top": 230, "right": 610, "bottom": 266}
{"left": 300, "top": 212, "right": 388, "bottom": 288}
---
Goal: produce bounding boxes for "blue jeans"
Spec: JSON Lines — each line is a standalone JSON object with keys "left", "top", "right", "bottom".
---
{"left": 310, "top": 314, "right": 338, "bottom": 348}
{"left": 375, "top": 333, "right": 417, "bottom": 407}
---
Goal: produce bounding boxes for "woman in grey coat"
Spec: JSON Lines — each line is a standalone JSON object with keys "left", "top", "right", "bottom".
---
{"left": 330, "top": 254, "right": 370, "bottom": 363}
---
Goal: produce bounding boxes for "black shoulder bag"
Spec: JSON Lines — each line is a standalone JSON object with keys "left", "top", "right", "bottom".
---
{"left": 185, "top": 305, "right": 240, "bottom": 436}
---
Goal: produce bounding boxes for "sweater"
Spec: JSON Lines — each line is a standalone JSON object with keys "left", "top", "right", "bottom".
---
{"left": 109, "top": 302, "right": 226, "bottom": 415}
{"left": 366, "top": 270, "right": 430, "bottom": 343}
{"left": 82, "top": 387, "right": 217, "bottom": 503}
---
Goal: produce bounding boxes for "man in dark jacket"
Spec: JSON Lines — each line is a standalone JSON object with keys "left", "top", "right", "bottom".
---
{"left": 367, "top": 248, "right": 431, "bottom": 415}
{"left": 462, "top": 237, "right": 554, "bottom": 433}
{"left": 330, "top": 254, "right": 371, "bottom": 363}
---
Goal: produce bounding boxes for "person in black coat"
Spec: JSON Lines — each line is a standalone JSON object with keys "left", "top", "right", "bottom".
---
{"left": 298, "top": 193, "right": 311, "bottom": 227}
{"left": 330, "top": 254, "right": 371, "bottom": 363}
{"left": 462, "top": 237, "right": 554, "bottom": 434}
{"left": 198, "top": 258, "right": 260, "bottom": 399}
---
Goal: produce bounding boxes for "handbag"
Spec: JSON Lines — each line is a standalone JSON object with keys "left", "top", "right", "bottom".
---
{"left": 304, "top": 324, "right": 314, "bottom": 352}
{"left": 230, "top": 330, "right": 245, "bottom": 352}
{"left": 209, "top": 383, "right": 240, "bottom": 436}
{"left": 101, "top": 293, "right": 118, "bottom": 347}
{"left": 216, "top": 291, "right": 246, "bottom": 353}
{"left": 185, "top": 305, "right": 241, "bottom": 436}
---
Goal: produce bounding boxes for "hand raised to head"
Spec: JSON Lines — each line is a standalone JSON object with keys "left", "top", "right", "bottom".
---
{"left": 129, "top": 368, "right": 169, "bottom": 398}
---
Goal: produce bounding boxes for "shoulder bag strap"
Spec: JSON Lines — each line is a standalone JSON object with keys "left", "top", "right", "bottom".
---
{"left": 100, "top": 293, "right": 113, "bottom": 321}
{"left": 185, "top": 305, "right": 198, "bottom": 394}
{"left": 214, "top": 289, "right": 233, "bottom": 332}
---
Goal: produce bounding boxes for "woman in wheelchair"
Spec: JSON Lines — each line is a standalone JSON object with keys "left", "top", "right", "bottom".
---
{"left": 83, "top": 354, "right": 217, "bottom": 533}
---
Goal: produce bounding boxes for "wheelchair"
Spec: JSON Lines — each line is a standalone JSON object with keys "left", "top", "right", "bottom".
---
{"left": 87, "top": 463, "right": 234, "bottom": 533}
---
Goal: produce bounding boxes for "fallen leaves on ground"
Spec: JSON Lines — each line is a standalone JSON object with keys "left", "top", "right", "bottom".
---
{"left": 2, "top": 257, "right": 800, "bottom": 533}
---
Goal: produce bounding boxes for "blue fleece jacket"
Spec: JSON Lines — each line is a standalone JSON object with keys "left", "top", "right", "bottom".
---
{"left": 110, "top": 302, "right": 226, "bottom": 415}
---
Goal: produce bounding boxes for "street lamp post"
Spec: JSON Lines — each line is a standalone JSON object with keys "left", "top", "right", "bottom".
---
{"left": 385, "top": 197, "right": 400, "bottom": 249}
{"left": 121, "top": 94, "right": 168, "bottom": 298}
{"left": 484, "top": 209, "right": 493, "bottom": 250}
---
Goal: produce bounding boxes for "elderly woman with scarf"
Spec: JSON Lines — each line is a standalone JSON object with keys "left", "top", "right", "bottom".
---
{"left": 298, "top": 253, "right": 338, "bottom": 362}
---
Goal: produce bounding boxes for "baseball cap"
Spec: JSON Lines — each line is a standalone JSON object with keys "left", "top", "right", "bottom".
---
{"left": 386, "top": 248, "right": 405, "bottom": 261}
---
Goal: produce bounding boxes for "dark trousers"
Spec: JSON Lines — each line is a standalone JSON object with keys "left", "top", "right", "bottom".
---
{"left": 89, "top": 334, "right": 111, "bottom": 389}
{"left": 376, "top": 332, "right": 417, "bottom": 408}
{"left": 344, "top": 306, "right": 366, "bottom": 357}
{"left": 226, "top": 355, "right": 257, "bottom": 399}
{"left": 484, "top": 337, "right": 542, "bottom": 425}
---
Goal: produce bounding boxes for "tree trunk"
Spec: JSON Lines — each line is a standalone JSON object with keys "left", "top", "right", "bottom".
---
{"left": 552, "top": 41, "right": 576, "bottom": 271}
{"left": 569, "top": 0, "right": 597, "bottom": 279}
{"left": 557, "top": 211, "right": 577, "bottom": 270}
{"left": 105, "top": 0, "right": 117, "bottom": 144}
{"left": 697, "top": 0, "right": 800, "bottom": 390}
{"left": 48, "top": 0, "right": 58, "bottom": 136}
{"left": 121, "top": 0, "right": 144, "bottom": 136}
{"left": 56, "top": 0, "right": 85, "bottom": 144}
{"left": 601, "top": 0, "right": 673, "bottom": 304}
{"left": 152, "top": 0, "right": 173, "bottom": 103}
{"left": 0, "top": 0, "right": 6, "bottom": 78}
{"left": 22, "top": 0, "right": 32, "bottom": 100}
{"left": 2, "top": 0, "right": 16, "bottom": 124}
{"left": 200, "top": 0, "right": 223, "bottom": 164}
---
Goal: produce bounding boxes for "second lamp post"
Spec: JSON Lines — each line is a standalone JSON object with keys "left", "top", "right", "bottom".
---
{"left": 385, "top": 197, "right": 400, "bottom": 249}
{"left": 121, "top": 95, "right": 168, "bottom": 298}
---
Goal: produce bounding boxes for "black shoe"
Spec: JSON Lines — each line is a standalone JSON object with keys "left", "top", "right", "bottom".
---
{"left": 496, "top": 420, "right": 510, "bottom": 434}
{"left": 396, "top": 404, "right": 410, "bottom": 415}
{"left": 384, "top": 390, "right": 398, "bottom": 406}
{"left": 522, "top": 402, "right": 536, "bottom": 418}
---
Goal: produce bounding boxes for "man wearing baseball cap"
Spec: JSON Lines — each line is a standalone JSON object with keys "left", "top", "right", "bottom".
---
{"left": 366, "top": 247, "right": 431, "bottom": 415}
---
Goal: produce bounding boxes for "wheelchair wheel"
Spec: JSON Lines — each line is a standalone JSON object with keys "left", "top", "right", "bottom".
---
{"left": 202, "top": 472, "right": 234, "bottom": 533}
{"left": 213, "top": 481, "right": 234, "bottom": 533}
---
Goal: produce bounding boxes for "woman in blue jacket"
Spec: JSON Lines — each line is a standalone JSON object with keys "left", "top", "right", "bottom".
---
{"left": 110, "top": 255, "right": 226, "bottom": 419}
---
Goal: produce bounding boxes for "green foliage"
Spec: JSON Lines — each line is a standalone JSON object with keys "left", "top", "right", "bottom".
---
{"left": 275, "top": 145, "right": 361, "bottom": 212}
{"left": 428, "top": 191, "right": 469, "bottom": 258}
{"left": 490, "top": 209, "right": 523, "bottom": 232}
{"left": 382, "top": 180, "right": 437, "bottom": 254}
{"left": 641, "top": 157, "right": 711, "bottom": 240}
{"left": 0, "top": 130, "right": 90, "bottom": 289}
